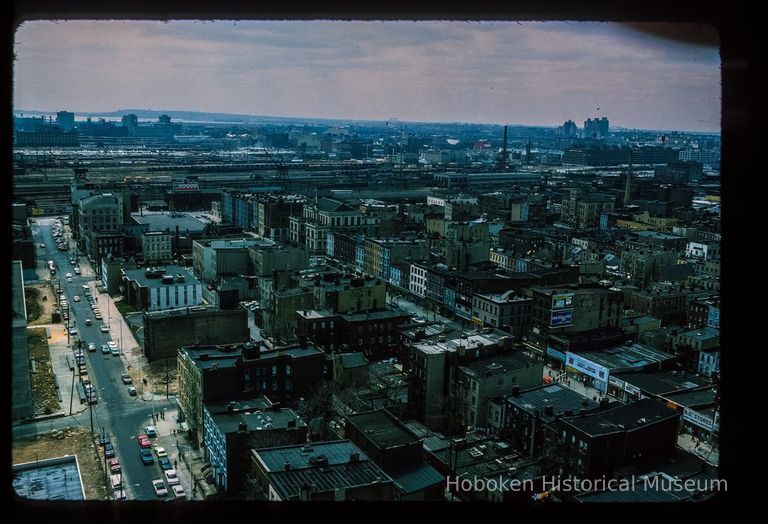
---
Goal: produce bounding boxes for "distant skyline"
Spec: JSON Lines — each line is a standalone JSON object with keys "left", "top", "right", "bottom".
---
{"left": 13, "top": 20, "right": 721, "bottom": 133}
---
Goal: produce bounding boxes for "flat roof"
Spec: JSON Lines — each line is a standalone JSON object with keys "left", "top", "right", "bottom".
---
{"left": 339, "top": 352, "right": 368, "bottom": 369}
{"left": 256, "top": 440, "right": 367, "bottom": 471}
{"left": 506, "top": 384, "right": 599, "bottom": 422}
{"left": 561, "top": 398, "right": 678, "bottom": 437}
{"left": 680, "top": 327, "right": 720, "bottom": 341}
{"left": 131, "top": 211, "right": 207, "bottom": 233}
{"left": 346, "top": 411, "right": 419, "bottom": 448}
{"left": 296, "top": 309, "right": 336, "bottom": 320}
{"left": 662, "top": 388, "right": 717, "bottom": 408}
{"left": 578, "top": 342, "right": 676, "bottom": 372}
{"left": 123, "top": 265, "right": 201, "bottom": 288}
{"left": 266, "top": 461, "right": 390, "bottom": 499}
{"left": 210, "top": 408, "right": 306, "bottom": 434}
{"left": 414, "top": 331, "right": 508, "bottom": 355}
{"left": 390, "top": 462, "right": 445, "bottom": 494}
{"left": 341, "top": 308, "right": 410, "bottom": 322}
{"left": 616, "top": 370, "right": 708, "bottom": 396}
{"left": 459, "top": 352, "right": 531, "bottom": 378}
{"left": 13, "top": 456, "right": 85, "bottom": 500}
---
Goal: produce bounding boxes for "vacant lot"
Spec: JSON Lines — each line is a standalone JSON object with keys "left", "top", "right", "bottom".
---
{"left": 28, "top": 328, "right": 60, "bottom": 415}
{"left": 13, "top": 427, "right": 111, "bottom": 501}
{"left": 25, "top": 284, "right": 58, "bottom": 326}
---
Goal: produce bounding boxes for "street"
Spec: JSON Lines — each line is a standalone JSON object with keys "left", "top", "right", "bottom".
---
{"left": 19, "top": 217, "right": 190, "bottom": 500}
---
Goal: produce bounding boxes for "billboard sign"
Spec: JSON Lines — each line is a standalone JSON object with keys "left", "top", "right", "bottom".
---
{"left": 551, "top": 293, "right": 575, "bottom": 310}
{"left": 550, "top": 309, "right": 574, "bottom": 327}
{"left": 565, "top": 352, "right": 609, "bottom": 382}
{"left": 683, "top": 408, "right": 716, "bottom": 432}
{"left": 546, "top": 347, "right": 566, "bottom": 362}
{"left": 172, "top": 181, "right": 200, "bottom": 191}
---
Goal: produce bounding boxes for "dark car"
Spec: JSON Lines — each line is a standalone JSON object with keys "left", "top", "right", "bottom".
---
{"left": 140, "top": 448, "right": 154, "bottom": 465}
{"left": 158, "top": 457, "right": 172, "bottom": 471}
{"left": 98, "top": 433, "right": 111, "bottom": 446}
{"left": 104, "top": 443, "right": 116, "bottom": 458}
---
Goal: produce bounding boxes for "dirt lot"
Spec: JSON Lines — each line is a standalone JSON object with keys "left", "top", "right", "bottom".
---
{"left": 124, "top": 357, "right": 179, "bottom": 396}
{"left": 26, "top": 283, "right": 59, "bottom": 326}
{"left": 28, "top": 327, "right": 61, "bottom": 415}
{"left": 13, "top": 427, "right": 111, "bottom": 501}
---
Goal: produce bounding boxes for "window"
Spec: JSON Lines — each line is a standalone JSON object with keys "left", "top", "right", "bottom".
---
{"left": 272, "top": 365, "right": 277, "bottom": 377}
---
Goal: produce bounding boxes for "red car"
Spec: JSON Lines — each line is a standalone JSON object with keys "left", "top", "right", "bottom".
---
{"left": 109, "top": 458, "right": 121, "bottom": 473}
{"left": 138, "top": 434, "right": 152, "bottom": 448}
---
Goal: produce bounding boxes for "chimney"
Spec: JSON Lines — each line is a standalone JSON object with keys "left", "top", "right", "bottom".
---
{"left": 238, "top": 422, "right": 248, "bottom": 432}
{"left": 544, "top": 405, "right": 554, "bottom": 417}
{"left": 284, "top": 460, "right": 291, "bottom": 471}
{"left": 349, "top": 452, "right": 360, "bottom": 463}
{"left": 511, "top": 386, "right": 520, "bottom": 397}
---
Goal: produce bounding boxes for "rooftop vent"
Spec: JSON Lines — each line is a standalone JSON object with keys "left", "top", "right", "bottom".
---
{"left": 309, "top": 455, "right": 329, "bottom": 467}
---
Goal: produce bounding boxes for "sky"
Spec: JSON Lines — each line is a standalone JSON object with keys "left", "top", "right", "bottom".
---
{"left": 13, "top": 20, "right": 721, "bottom": 132}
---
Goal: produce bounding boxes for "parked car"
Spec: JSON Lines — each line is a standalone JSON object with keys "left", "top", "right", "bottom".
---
{"left": 154, "top": 446, "right": 167, "bottom": 458}
{"left": 121, "top": 373, "right": 133, "bottom": 384}
{"left": 152, "top": 480, "right": 168, "bottom": 497}
{"left": 104, "top": 442, "right": 115, "bottom": 458}
{"left": 111, "top": 346, "right": 120, "bottom": 357}
{"left": 100, "top": 325, "right": 109, "bottom": 333}
{"left": 68, "top": 327, "right": 77, "bottom": 336}
{"left": 98, "top": 433, "right": 110, "bottom": 446}
{"left": 145, "top": 426, "right": 157, "bottom": 438}
{"left": 171, "top": 484, "right": 186, "bottom": 500}
{"left": 158, "top": 457, "right": 172, "bottom": 471}
{"left": 140, "top": 448, "right": 154, "bottom": 464}
{"left": 101, "top": 344, "right": 110, "bottom": 355}
{"left": 138, "top": 435, "right": 151, "bottom": 448}
{"left": 127, "top": 386, "right": 137, "bottom": 396}
{"left": 164, "top": 469, "right": 180, "bottom": 486}
{"left": 74, "top": 267, "right": 81, "bottom": 275}
{"left": 109, "top": 458, "right": 121, "bottom": 473}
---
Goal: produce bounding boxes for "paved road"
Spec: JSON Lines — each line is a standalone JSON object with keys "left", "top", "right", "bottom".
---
{"left": 22, "top": 218, "right": 177, "bottom": 500}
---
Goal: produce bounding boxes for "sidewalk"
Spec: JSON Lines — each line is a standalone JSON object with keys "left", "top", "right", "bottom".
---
{"left": 47, "top": 323, "right": 89, "bottom": 417}
{"left": 150, "top": 407, "right": 216, "bottom": 500}
{"left": 677, "top": 433, "right": 719, "bottom": 466}
{"left": 543, "top": 363, "right": 605, "bottom": 401}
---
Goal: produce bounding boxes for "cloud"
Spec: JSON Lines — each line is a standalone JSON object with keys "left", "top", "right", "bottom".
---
{"left": 13, "top": 20, "right": 721, "bottom": 132}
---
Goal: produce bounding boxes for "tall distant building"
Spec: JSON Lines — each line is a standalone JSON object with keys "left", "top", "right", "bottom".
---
{"left": 558, "top": 120, "right": 577, "bottom": 137}
{"left": 583, "top": 117, "right": 609, "bottom": 139}
{"left": 56, "top": 111, "right": 75, "bottom": 132}
{"left": 121, "top": 113, "right": 138, "bottom": 128}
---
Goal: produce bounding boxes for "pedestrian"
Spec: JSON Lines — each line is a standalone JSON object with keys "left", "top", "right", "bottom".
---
{"left": 174, "top": 460, "right": 178, "bottom": 468}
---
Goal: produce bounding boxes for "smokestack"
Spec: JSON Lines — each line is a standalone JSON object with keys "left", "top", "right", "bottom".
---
{"left": 624, "top": 150, "right": 632, "bottom": 205}
{"left": 501, "top": 126, "right": 508, "bottom": 170}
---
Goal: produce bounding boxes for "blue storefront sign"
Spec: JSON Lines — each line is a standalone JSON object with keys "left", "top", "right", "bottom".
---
{"left": 546, "top": 347, "right": 566, "bottom": 362}
{"left": 550, "top": 309, "right": 574, "bottom": 327}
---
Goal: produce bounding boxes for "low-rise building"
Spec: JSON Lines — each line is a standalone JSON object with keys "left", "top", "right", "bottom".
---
{"left": 203, "top": 398, "right": 308, "bottom": 495}
{"left": 122, "top": 265, "right": 203, "bottom": 311}
{"left": 177, "top": 341, "right": 325, "bottom": 444}
{"left": 141, "top": 231, "right": 173, "bottom": 264}
{"left": 251, "top": 440, "right": 395, "bottom": 501}
{"left": 541, "top": 398, "right": 681, "bottom": 479}
{"left": 471, "top": 291, "right": 532, "bottom": 337}
{"left": 344, "top": 410, "right": 445, "bottom": 500}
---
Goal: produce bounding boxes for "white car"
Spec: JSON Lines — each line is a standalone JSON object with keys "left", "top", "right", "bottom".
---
{"left": 171, "top": 484, "right": 186, "bottom": 500}
{"left": 107, "top": 341, "right": 117, "bottom": 349}
{"left": 67, "top": 277, "right": 73, "bottom": 283}
{"left": 100, "top": 325, "right": 109, "bottom": 333}
{"left": 73, "top": 296, "right": 80, "bottom": 302}
{"left": 152, "top": 479, "right": 168, "bottom": 497}
{"left": 164, "top": 469, "right": 180, "bottom": 486}
{"left": 66, "top": 273, "right": 72, "bottom": 278}
{"left": 68, "top": 327, "right": 77, "bottom": 335}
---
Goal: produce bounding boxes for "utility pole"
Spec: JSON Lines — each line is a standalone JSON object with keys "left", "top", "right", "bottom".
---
{"left": 165, "top": 357, "right": 170, "bottom": 400}
{"left": 88, "top": 396, "right": 94, "bottom": 435}
{"left": 69, "top": 364, "right": 76, "bottom": 415}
